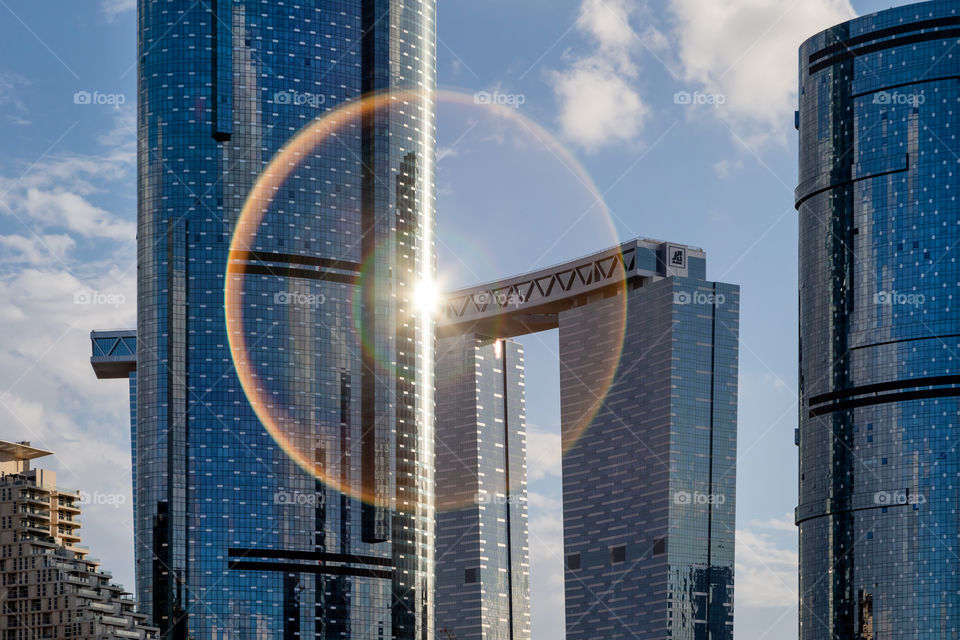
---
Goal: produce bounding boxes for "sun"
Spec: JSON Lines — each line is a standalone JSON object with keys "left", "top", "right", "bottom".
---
{"left": 414, "top": 278, "right": 440, "bottom": 316}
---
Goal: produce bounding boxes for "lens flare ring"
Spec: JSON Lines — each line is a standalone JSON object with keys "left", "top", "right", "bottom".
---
{"left": 225, "top": 88, "right": 627, "bottom": 509}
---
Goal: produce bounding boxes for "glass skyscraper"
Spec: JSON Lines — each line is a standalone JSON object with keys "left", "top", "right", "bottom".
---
{"left": 797, "top": 2, "right": 960, "bottom": 636}
{"left": 437, "top": 238, "right": 738, "bottom": 640}
{"left": 560, "top": 269, "right": 738, "bottom": 640}
{"left": 435, "top": 334, "right": 530, "bottom": 640}
{"left": 134, "top": 1, "right": 436, "bottom": 638}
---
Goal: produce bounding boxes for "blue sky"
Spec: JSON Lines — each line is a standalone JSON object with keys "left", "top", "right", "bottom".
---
{"left": 0, "top": 0, "right": 921, "bottom": 637}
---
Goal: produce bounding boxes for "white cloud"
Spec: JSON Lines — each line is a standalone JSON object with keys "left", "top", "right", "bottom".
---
{"left": 0, "top": 265, "right": 136, "bottom": 481}
{"left": 528, "top": 490, "right": 563, "bottom": 513}
{"left": 713, "top": 158, "right": 744, "bottom": 179}
{"left": 437, "top": 146, "right": 460, "bottom": 162}
{"left": 550, "top": 0, "right": 649, "bottom": 150}
{"left": 552, "top": 63, "right": 649, "bottom": 151}
{"left": 750, "top": 512, "right": 798, "bottom": 532}
{"left": 736, "top": 519, "right": 798, "bottom": 608}
{"left": 22, "top": 189, "right": 134, "bottom": 241}
{"left": 101, "top": 0, "right": 136, "bottom": 22}
{"left": 0, "top": 233, "right": 76, "bottom": 266}
{"left": 0, "top": 110, "right": 136, "bottom": 246}
{"left": 0, "top": 112, "right": 134, "bottom": 208}
{"left": 528, "top": 491, "right": 566, "bottom": 638}
{"left": 527, "top": 424, "right": 562, "bottom": 482}
{"left": 548, "top": 0, "right": 855, "bottom": 149}
{"left": 0, "top": 72, "right": 29, "bottom": 113}
{"left": 668, "top": 0, "right": 856, "bottom": 146}
{"left": 639, "top": 23, "right": 670, "bottom": 56}
{"left": 96, "top": 107, "right": 136, "bottom": 149}
{"left": 578, "top": 0, "right": 638, "bottom": 70}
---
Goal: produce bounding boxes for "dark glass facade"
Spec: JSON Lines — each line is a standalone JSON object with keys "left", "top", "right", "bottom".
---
{"left": 797, "top": 2, "right": 960, "bottom": 637}
{"left": 435, "top": 334, "right": 530, "bottom": 640}
{"left": 135, "top": 2, "right": 436, "bottom": 638}
{"left": 436, "top": 238, "right": 737, "bottom": 640}
{"left": 561, "top": 274, "right": 739, "bottom": 640}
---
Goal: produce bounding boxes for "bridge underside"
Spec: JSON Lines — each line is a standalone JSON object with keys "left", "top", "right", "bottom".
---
{"left": 437, "top": 283, "right": 630, "bottom": 339}
{"left": 436, "top": 238, "right": 699, "bottom": 339}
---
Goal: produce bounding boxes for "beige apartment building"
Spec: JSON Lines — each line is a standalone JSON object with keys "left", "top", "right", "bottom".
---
{"left": 0, "top": 440, "right": 156, "bottom": 640}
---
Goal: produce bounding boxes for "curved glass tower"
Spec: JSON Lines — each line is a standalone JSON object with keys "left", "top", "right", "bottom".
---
{"left": 136, "top": 1, "right": 435, "bottom": 637}
{"left": 797, "top": 2, "right": 960, "bottom": 637}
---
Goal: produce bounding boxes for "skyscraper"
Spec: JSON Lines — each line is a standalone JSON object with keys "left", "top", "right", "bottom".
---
{"left": 796, "top": 2, "right": 960, "bottom": 636}
{"left": 435, "top": 334, "right": 530, "bottom": 639}
{"left": 134, "top": 2, "right": 436, "bottom": 637}
{"left": 0, "top": 440, "right": 157, "bottom": 639}
{"left": 438, "top": 238, "right": 738, "bottom": 639}
{"left": 560, "top": 264, "right": 738, "bottom": 640}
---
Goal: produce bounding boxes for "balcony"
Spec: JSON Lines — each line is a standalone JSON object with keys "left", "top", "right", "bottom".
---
{"left": 58, "top": 528, "right": 81, "bottom": 543}
{"left": 16, "top": 520, "right": 50, "bottom": 536}
{"left": 19, "top": 506, "right": 50, "bottom": 518}
{"left": 100, "top": 614, "right": 129, "bottom": 626}
{"left": 58, "top": 501, "right": 81, "bottom": 514}
{"left": 19, "top": 495, "right": 48, "bottom": 507}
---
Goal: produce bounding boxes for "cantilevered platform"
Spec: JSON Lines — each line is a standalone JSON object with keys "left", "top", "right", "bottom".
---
{"left": 0, "top": 440, "right": 52, "bottom": 463}
{"left": 90, "top": 330, "right": 137, "bottom": 379}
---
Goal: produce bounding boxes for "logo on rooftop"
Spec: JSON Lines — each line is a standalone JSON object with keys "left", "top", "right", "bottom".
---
{"left": 667, "top": 245, "right": 687, "bottom": 271}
